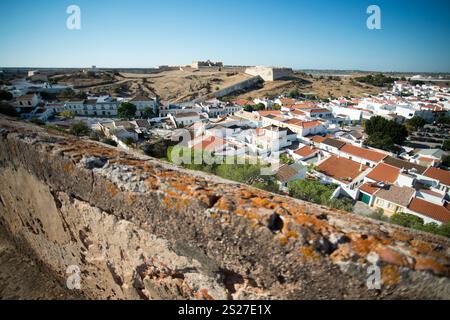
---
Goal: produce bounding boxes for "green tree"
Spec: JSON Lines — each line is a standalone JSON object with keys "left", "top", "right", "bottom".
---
{"left": 364, "top": 116, "right": 408, "bottom": 151}
{"left": 0, "top": 90, "right": 13, "bottom": 101}
{"left": 141, "top": 107, "right": 155, "bottom": 119}
{"left": 117, "top": 102, "right": 137, "bottom": 120}
{"left": 436, "top": 115, "right": 450, "bottom": 125}
{"left": 390, "top": 212, "right": 424, "bottom": 229}
{"left": 442, "top": 140, "right": 450, "bottom": 151}
{"left": 280, "top": 153, "right": 294, "bottom": 165}
{"left": 442, "top": 155, "right": 450, "bottom": 167}
{"left": 60, "top": 110, "right": 76, "bottom": 119}
{"left": 123, "top": 137, "right": 135, "bottom": 146}
{"left": 0, "top": 102, "right": 18, "bottom": 117}
{"left": 69, "top": 121, "right": 91, "bottom": 136}
{"left": 101, "top": 138, "right": 118, "bottom": 147}
{"left": 406, "top": 116, "right": 426, "bottom": 132}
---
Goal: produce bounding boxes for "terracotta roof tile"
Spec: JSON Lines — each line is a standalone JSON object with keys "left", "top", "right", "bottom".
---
{"left": 317, "top": 156, "right": 368, "bottom": 184}
{"left": 294, "top": 146, "right": 319, "bottom": 158}
{"left": 340, "top": 144, "right": 387, "bottom": 163}
{"left": 366, "top": 163, "right": 400, "bottom": 184}
{"left": 423, "top": 167, "right": 450, "bottom": 186}
{"left": 408, "top": 198, "right": 450, "bottom": 223}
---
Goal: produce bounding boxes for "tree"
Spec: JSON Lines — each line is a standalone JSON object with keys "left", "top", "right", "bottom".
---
{"left": 117, "top": 102, "right": 137, "bottom": 120}
{"left": 0, "top": 102, "right": 18, "bottom": 117}
{"left": 69, "top": 121, "right": 91, "bottom": 136}
{"left": 436, "top": 115, "right": 450, "bottom": 125}
{"left": 58, "top": 88, "right": 76, "bottom": 100}
{"left": 442, "top": 140, "right": 450, "bottom": 151}
{"left": 141, "top": 107, "right": 155, "bottom": 119}
{"left": 390, "top": 212, "right": 424, "bottom": 229}
{"left": 60, "top": 110, "right": 76, "bottom": 119}
{"left": 442, "top": 155, "right": 450, "bottom": 167}
{"left": 0, "top": 90, "right": 13, "bottom": 101}
{"left": 287, "top": 179, "right": 353, "bottom": 211}
{"left": 101, "top": 138, "right": 117, "bottom": 147}
{"left": 123, "top": 137, "right": 135, "bottom": 146}
{"left": 406, "top": 116, "right": 426, "bottom": 132}
{"left": 364, "top": 116, "right": 408, "bottom": 151}
{"left": 280, "top": 153, "right": 294, "bottom": 165}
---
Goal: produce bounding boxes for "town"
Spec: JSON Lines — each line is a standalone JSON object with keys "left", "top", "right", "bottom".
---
{"left": 1, "top": 63, "right": 449, "bottom": 237}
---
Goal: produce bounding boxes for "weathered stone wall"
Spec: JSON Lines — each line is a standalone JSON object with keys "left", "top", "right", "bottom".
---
{"left": 0, "top": 116, "right": 449, "bottom": 300}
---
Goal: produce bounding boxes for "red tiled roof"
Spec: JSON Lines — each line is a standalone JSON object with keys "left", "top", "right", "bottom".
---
{"left": 294, "top": 146, "right": 319, "bottom": 158}
{"left": 309, "top": 135, "right": 327, "bottom": 143}
{"left": 366, "top": 163, "right": 400, "bottom": 184}
{"left": 423, "top": 167, "right": 450, "bottom": 186}
{"left": 340, "top": 144, "right": 387, "bottom": 163}
{"left": 279, "top": 98, "right": 297, "bottom": 105}
{"left": 408, "top": 198, "right": 450, "bottom": 223}
{"left": 233, "top": 99, "right": 255, "bottom": 106}
{"left": 302, "top": 121, "right": 323, "bottom": 128}
{"left": 193, "top": 136, "right": 227, "bottom": 151}
{"left": 360, "top": 182, "right": 381, "bottom": 195}
{"left": 317, "top": 156, "right": 368, "bottom": 184}
{"left": 309, "top": 108, "right": 331, "bottom": 114}
{"left": 258, "top": 110, "right": 282, "bottom": 117}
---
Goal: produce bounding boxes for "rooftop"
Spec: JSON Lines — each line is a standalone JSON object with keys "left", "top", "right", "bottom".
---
{"left": 340, "top": 144, "right": 387, "bottom": 163}
{"left": 317, "top": 155, "right": 367, "bottom": 184}
{"left": 322, "top": 138, "right": 346, "bottom": 149}
{"left": 294, "top": 146, "right": 319, "bottom": 158}
{"left": 375, "top": 185, "right": 415, "bottom": 207}
{"left": 276, "top": 164, "right": 299, "bottom": 182}
{"left": 423, "top": 167, "right": 450, "bottom": 186}
{"left": 383, "top": 156, "right": 427, "bottom": 175}
{"left": 408, "top": 198, "right": 450, "bottom": 223}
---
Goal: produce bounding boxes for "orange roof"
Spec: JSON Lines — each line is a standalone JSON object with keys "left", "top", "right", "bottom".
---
{"left": 258, "top": 110, "right": 282, "bottom": 117}
{"left": 279, "top": 98, "right": 297, "bottom": 105}
{"left": 317, "top": 156, "right": 368, "bottom": 184}
{"left": 309, "top": 135, "right": 327, "bottom": 143}
{"left": 294, "top": 146, "right": 319, "bottom": 158}
{"left": 302, "top": 121, "right": 323, "bottom": 128}
{"left": 366, "top": 163, "right": 400, "bottom": 184}
{"left": 284, "top": 119, "right": 323, "bottom": 128}
{"left": 340, "top": 144, "right": 387, "bottom": 163}
{"left": 408, "top": 198, "right": 450, "bottom": 223}
{"left": 309, "top": 108, "right": 331, "bottom": 114}
{"left": 284, "top": 118, "right": 303, "bottom": 125}
{"left": 193, "top": 136, "right": 227, "bottom": 151}
{"left": 423, "top": 167, "right": 450, "bottom": 186}
{"left": 418, "top": 157, "right": 435, "bottom": 163}
{"left": 360, "top": 182, "right": 381, "bottom": 195}
{"left": 292, "top": 109, "right": 306, "bottom": 116}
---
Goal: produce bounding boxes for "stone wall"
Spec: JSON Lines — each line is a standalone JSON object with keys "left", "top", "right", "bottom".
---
{"left": 0, "top": 116, "right": 449, "bottom": 300}
{"left": 245, "top": 67, "right": 293, "bottom": 81}
{"left": 215, "top": 76, "right": 262, "bottom": 98}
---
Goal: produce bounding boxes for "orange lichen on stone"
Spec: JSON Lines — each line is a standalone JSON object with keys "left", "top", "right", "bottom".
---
{"left": 195, "top": 288, "right": 214, "bottom": 301}
{"left": 392, "top": 231, "right": 413, "bottom": 242}
{"left": 375, "top": 246, "right": 410, "bottom": 267}
{"left": 63, "top": 162, "right": 75, "bottom": 173}
{"left": 414, "top": 257, "right": 448, "bottom": 276}
{"left": 126, "top": 193, "right": 135, "bottom": 205}
{"left": 214, "top": 197, "right": 234, "bottom": 212}
{"left": 381, "top": 265, "right": 401, "bottom": 286}
{"left": 299, "top": 246, "right": 321, "bottom": 262}
{"left": 410, "top": 239, "right": 433, "bottom": 254}
{"left": 293, "top": 214, "right": 331, "bottom": 234}
{"left": 106, "top": 181, "right": 119, "bottom": 198}
{"left": 348, "top": 233, "right": 390, "bottom": 257}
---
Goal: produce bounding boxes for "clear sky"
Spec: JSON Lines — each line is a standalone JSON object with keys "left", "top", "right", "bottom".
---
{"left": 0, "top": 0, "right": 449, "bottom": 72}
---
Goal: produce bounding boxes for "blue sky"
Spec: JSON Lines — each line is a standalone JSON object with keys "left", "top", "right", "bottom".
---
{"left": 0, "top": 0, "right": 449, "bottom": 72}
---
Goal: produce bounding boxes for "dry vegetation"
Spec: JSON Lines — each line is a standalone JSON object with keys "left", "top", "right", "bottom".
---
{"left": 48, "top": 69, "right": 385, "bottom": 103}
